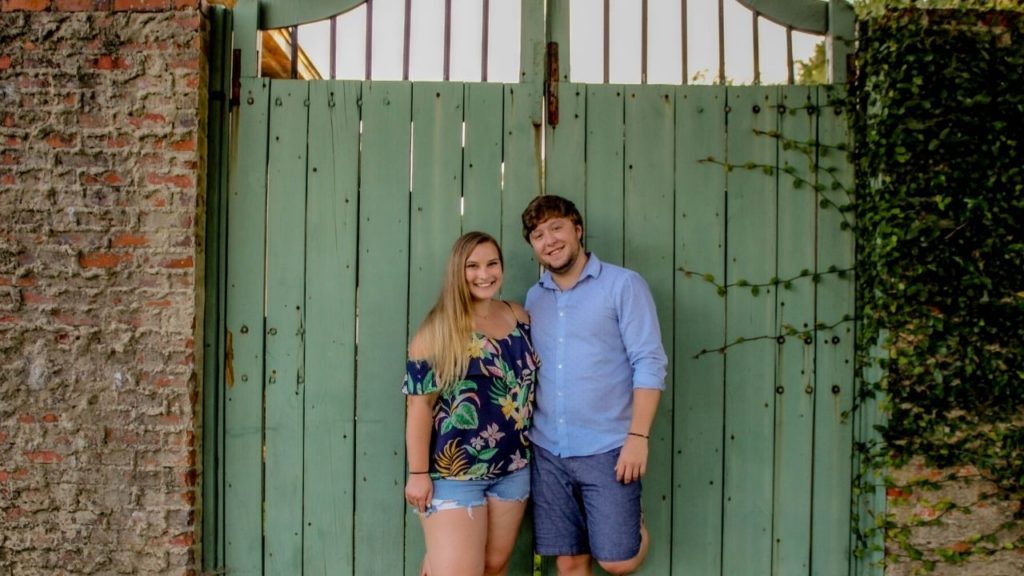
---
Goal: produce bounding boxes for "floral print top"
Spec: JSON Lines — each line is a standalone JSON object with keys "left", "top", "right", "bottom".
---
{"left": 402, "top": 320, "right": 539, "bottom": 481}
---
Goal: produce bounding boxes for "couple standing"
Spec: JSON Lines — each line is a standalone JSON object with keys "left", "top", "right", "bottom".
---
{"left": 403, "top": 195, "right": 668, "bottom": 576}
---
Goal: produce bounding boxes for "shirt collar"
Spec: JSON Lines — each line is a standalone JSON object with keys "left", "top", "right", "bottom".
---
{"left": 538, "top": 252, "right": 602, "bottom": 291}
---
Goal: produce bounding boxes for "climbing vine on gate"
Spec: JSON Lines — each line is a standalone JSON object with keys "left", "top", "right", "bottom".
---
{"left": 852, "top": 2, "right": 1024, "bottom": 571}
{"left": 680, "top": 98, "right": 856, "bottom": 358}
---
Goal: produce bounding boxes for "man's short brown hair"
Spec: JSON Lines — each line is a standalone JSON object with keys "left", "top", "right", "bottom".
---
{"left": 521, "top": 195, "right": 584, "bottom": 242}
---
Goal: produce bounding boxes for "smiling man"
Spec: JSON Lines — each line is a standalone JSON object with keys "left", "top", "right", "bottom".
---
{"left": 521, "top": 195, "right": 667, "bottom": 576}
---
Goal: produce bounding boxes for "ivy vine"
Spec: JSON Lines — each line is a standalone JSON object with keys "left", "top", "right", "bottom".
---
{"left": 852, "top": 2, "right": 1024, "bottom": 572}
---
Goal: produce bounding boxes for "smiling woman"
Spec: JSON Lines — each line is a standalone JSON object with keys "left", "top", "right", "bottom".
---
{"left": 276, "top": 0, "right": 840, "bottom": 85}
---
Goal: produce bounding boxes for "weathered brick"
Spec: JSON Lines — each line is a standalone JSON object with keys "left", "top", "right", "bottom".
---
{"left": 3, "top": 8, "right": 203, "bottom": 575}
{"left": 54, "top": 0, "right": 111, "bottom": 10}
{"left": 113, "top": 0, "right": 170, "bottom": 11}
{"left": 1, "top": 0, "right": 51, "bottom": 11}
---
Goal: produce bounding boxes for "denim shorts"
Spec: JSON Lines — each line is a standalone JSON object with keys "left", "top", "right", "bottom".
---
{"left": 415, "top": 467, "right": 530, "bottom": 517}
{"left": 531, "top": 444, "right": 642, "bottom": 562}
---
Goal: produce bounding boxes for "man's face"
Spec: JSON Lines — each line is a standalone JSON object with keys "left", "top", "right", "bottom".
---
{"left": 527, "top": 216, "right": 583, "bottom": 275}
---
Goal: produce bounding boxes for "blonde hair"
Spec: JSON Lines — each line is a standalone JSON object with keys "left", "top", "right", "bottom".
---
{"left": 414, "top": 231, "right": 503, "bottom": 391}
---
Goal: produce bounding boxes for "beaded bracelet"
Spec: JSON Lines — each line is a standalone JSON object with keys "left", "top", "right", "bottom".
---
{"left": 627, "top": 432, "right": 649, "bottom": 439}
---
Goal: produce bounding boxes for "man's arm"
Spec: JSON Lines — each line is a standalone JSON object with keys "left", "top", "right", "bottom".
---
{"left": 616, "top": 388, "right": 661, "bottom": 484}
{"left": 615, "top": 272, "right": 668, "bottom": 483}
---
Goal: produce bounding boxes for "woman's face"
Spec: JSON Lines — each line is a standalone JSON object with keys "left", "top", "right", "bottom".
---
{"left": 464, "top": 242, "right": 503, "bottom": 302}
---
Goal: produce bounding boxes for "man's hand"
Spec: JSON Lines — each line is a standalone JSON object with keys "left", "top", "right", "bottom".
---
{"left": 615, "top": 435, "right": 649, "bottom": 484}
{"left": 405, "top": 474, "right": 433, "bottom": 513}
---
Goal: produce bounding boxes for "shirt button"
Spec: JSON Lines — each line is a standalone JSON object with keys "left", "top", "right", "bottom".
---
{"left": 557, "top": 364, "right": 562, "bottom": 369}
{"left": 559, "top": 312, "right": 564, "bottom": 317}
{"left": 558, "top": 392, "right": 563, "bottom": 396}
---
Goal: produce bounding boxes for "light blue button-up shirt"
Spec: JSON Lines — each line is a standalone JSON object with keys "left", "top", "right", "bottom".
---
{"left": 525, "top": 253, "right": 667, "bottom": 457}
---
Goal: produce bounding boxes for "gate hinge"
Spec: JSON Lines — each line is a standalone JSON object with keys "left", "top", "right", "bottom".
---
{"left": 230, "top": 48, "right": 241, "bottom": 109}
{"left": 546, "top": 41, "right": 559, "bottom": 127}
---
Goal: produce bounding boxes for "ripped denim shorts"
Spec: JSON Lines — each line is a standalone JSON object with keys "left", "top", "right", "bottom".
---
{"left": 416, "top": 467, "right": 530, "bottom": 517}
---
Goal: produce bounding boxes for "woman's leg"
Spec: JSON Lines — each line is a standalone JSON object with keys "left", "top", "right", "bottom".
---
{"left": 482, "top": 497, "right": 528, "bottom": 576}
{"left": 421, "top": 505, "right": 488, "bottom": 576}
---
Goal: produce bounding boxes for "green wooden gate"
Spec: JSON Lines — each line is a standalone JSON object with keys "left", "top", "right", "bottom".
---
{"left": 203, "top": 2, "right": 866, "bottom": 575}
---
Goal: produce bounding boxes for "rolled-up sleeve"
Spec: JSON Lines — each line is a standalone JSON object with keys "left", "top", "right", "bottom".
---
{"left": 617, "top": 272, "right": 668, "bottom": 390}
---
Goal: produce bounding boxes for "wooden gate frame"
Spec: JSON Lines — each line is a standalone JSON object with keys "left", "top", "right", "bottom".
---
{"left": 202, "top": 1, "right": 884, "bottom": 575}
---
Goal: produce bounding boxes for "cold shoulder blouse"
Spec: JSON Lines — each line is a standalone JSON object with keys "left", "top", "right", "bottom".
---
{"left": 402, "top": 320, "right": 539, "bottom": 480}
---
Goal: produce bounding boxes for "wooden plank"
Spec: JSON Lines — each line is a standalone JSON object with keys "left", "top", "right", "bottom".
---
{"left": 502, "top": 81, "right": 543, "bottom": 575}
{"left": 303, "top": 80, "right": 361, "bottom": 575}
{"left": 585, "top": 85, "right": 624, "bottom": 265}
{"left": 520, "top": 0, "right": 546, "bottom": 84}
{"left": 772, "top": 85, "right": 816, "bottom": 576}
{"left": 404, "top": 81, "right": 465, "bottom": 576}
{"left": 408, "top": 82, "right": 465, "bottom": 328}
{"left": 462, "top": 83, "right": 504, "bottom": 238}
{"left": 202, "top": 6, "right": 231, "bottom": 569}
{"left": 623, "top": 85, "right": 675, "bottom": 575}
{"left": 722, "top": 86, "right": 778, "bottom": 576}
{"left": 811, "top": 85, "right": 856, "bottom": 576}
{"left": 673, "top": 85, "right": 726, "bottom": 575}
{"left": 263, "top": 79, "right": 309, "bottom": 575}
{"left": 355, "top": 81, "right": 412, "bottom": 576}
{"left": 223, "top": 76, "right": 269, "bottom": 576}
{"left": 546, "top": 83, "right": 586, "bottom": 213}
{"left": 501, "top": 82, "right": 543, "bottom": 303}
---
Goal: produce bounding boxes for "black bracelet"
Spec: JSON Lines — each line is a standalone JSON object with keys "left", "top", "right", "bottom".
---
{"left": 409, "top": 470, "right": 429, "bottom": 475}
{"left": 627, "top": 432, "right": 649, "bottom": 440}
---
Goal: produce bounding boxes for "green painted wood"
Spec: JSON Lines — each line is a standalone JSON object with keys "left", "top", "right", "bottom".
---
{"left": 546, "top": 0, "right": 571, "bottom": 81}
{"left": 404, "top": 81, "right": 465, "bottom": 576}
{"left": 520, "top": 0, "right": 545, "bottom": 84}
{"left": 203, "top": 6, "right": 231, "bottom": 570}
{"left": 462, "top": 83, "right": 504, "bottom": 238}
{"left": 735, "top": 0, "right": 828, "bottom": 34}
{"left": 263, "top": 79, "right": 309, "bottom": 575}
{"left": 261, "top": 0, "right": 367, "bottom": 29}
{"left": 355, "top": 81, "right": 412, "bottom": 576}
{"left": 828, "top": 0, "right": 856, "bottom": 84}
{"left": 673, "top": 85, "right": 726, "bottom": 575}
{"left": 772, "top": 86, "right": 817, "bottom": 576}
{"left": 408, "top": 82, "right": 465, "bottom": 329}
{"left": 546, "top": 83, "right": 586, "bottom": 209}
{"left": 854, "top": 333, "right": 888, "bottom": 576}
{"left": 234, "top": 0, "right": 259, "bottom": 78}
{"left": 502, "top": 80, "right": 544, "bottom": 576}
{"left": 224, "top": 77, "right": 269, "bottom": 576}
{"left": 584, "top": 85, "right": 624, "bottom": 265}
{"left": 623, "top": 85, "right": 675, "bottom": 575}
{"left": 723, "top": 86, "right": 779, "bottom": 576}
{"left": 501, "top": 82, "right": 543, "bottom": 302}
{"left": 811, "top": 85, "right": 855, "bottom": 576}
{"left": 303, "top": 80, "right": 361, "bottom": 575}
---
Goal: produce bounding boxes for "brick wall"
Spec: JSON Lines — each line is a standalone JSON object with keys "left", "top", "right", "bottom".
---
{"left": 0, "top": 2, "right": 205, "bottom": 574}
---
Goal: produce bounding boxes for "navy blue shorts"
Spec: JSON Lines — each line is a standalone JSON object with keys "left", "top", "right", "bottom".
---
{"left": 530, "top": 444, "right": 642, "bottom": 562}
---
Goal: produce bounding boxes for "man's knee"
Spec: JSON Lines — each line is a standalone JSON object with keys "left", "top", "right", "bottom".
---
{"left": 556, "top": 554, "right": 591, "bottom": 574}
{"left": 597, "top": 557, "right": 642, "bottom": 575}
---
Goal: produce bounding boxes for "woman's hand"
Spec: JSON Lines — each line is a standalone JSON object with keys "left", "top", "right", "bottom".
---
{"left": 405, "top": 473, "right": 434, "bottom": 513}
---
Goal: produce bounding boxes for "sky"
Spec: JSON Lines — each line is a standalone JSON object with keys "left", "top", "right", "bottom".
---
{"left": 294, "top": 0, "right": 823, "bottom": 85}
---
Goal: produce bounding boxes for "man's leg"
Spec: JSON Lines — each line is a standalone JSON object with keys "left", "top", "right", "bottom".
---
{"left": 556, "top": 553, "right": 593, "bottom": 576}
{"left": 577, "top": 448, "right": 647, "bottom": 575}
{"left": 532, "top": 446, "right": 591, "bottom": 571}
{"left": 596, "top": 520, "right": 648, "bottom": 575}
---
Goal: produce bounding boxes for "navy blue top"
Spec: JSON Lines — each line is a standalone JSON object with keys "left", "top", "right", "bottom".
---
{"left": 403, "top": 321, "right": 539, "bottom": 480}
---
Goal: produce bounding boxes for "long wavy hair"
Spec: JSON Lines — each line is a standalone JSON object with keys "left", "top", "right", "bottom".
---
{"left": 416, "top": 231, "right": 503, "bottom": 391}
